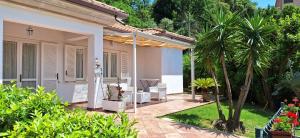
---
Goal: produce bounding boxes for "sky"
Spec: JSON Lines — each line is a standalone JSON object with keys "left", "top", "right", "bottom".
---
{"left": 251, "top": 0, "right": 275, "bottom": 8}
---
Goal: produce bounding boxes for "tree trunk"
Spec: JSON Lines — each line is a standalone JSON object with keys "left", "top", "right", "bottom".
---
{"left": 211, "top": 70, "right": 226, "bottom": 121}
{"left": 233, "top": 59, "right": 253, "bottom": 130}
{"left": 220, "top": 53, "right": 234, "bottom": 130}
{"left": 261, "top": 70, "right": 275, "bottom": 110}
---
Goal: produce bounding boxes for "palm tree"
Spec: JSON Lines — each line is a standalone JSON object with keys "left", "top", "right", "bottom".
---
{"left": 233, "top": 15, "right": 274, "bottom": 129}
{"left": 196, "top": 29, "right": 226, "bottom": 121}
{"left": 201, "top": 9, "right": 239, "bottom": 130}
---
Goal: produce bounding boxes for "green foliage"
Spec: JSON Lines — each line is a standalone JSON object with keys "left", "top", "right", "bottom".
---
{"left": 275, "top": 72, "right": 300, "bottom": 97}
{"left": 0, "top": 83, "right": 138, "bottom": 137}
{"left": 98, "top": 0, "right": 156, "bottom": 28}
{"left": 236, "top": 15, "right": 275, "bottom": 74}
{"left": 192, "top": 78, "right": 219, "bottom": 90}
{"left": 283, "top": 104, "right": 299, "bottom": 113}
{"left": 159, "top": 18, "right": 174, "bottom": 32}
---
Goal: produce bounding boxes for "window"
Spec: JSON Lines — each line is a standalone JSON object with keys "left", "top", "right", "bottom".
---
{"left": 76, "top": 49, "right": 84, "bottom": 79}
{"left": 111, "top": 53, "right": 117, "bottom": 77}
{"left": 103, "top": 52, "right": 109, "bottom": 78}
{"left": 103, "top": 51, "right": 119, "bottom": 78}
{"left": 64, "top": 45, "right": 86, "bottom": 81}
{"left": 284, "top": 0, "right": 293, "bottom": 3}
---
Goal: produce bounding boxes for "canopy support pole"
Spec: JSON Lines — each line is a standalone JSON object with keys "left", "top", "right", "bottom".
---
{"left": 133, "top": 32, "right": 137, "bottom": 113}
{"left": 191, "top": 48, "right": 195, "bottom": 100}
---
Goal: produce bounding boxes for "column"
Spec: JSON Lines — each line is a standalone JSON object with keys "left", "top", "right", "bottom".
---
{"left": 0, "top": 18, "right": 3, "bottom": 83}
{"left": 87, "top": 28, "right": 103, "bottom": 109}
{"left": 191, "top": 48, "right": 195, "bottom": 100}
{"left": 133, "top": 32, "right": 137, "bottom": 113}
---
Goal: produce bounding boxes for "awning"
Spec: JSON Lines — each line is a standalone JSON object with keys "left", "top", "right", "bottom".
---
{"left": 104, "top": 31, "right": 194, "bottom": 49}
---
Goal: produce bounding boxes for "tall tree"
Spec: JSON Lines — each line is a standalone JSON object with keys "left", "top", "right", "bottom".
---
{"left": 233, "top": 15, "right": 274, "bottom": 129}
{"left": 197, "top": 9, "right": 239, "bottom": 131}
{"left": 196, "top": 30, "right": 226, "bottom": 121}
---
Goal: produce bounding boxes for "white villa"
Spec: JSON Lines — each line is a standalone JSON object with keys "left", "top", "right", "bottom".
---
{"left": 0, "top": 0, "right": 195, "bottom": 110}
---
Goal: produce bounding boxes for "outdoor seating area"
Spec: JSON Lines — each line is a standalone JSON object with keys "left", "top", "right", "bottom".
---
{"left": 102, "top": 78, "right": 168, "bottom": 112}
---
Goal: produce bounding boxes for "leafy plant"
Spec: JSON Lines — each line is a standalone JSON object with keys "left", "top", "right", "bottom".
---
{"left": 192, "top": 78, "right": 219, "bottom": 90}
{"left": 273, "top": 116, "right": 293, "bottom": 132}
{"left": 0, "top": 83, "right": 138, "bottom": 137}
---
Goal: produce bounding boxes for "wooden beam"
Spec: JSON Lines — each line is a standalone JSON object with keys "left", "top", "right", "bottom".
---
{"left": 66, "top": 36, "right": 88, "bottom": 41}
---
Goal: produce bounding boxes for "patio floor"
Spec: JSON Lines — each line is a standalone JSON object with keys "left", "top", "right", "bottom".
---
{"left": 126, "top": 94, "right": 240, "bottom": 138}
{"left": 71, "top": 94, "right": 241, "bottom": 138}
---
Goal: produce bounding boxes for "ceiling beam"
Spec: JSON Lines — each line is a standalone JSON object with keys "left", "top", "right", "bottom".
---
{"left": 66, "top": 36, "right": 88, "bottom": 42}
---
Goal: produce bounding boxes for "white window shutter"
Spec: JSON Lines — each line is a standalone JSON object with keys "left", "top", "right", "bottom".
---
{"left": 64, "top": 46, "right": 76, "bottom": 81}
{"left": 121, "top": 52, "right": 129, "bottom": 78}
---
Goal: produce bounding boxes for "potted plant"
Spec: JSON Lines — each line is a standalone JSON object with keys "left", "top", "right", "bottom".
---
{"left": 102, "top": 77, "right": 126, "bottom": 112}
{"left": 192, "top": 78, "right": 219, "bottom": 102}
{"left": 271, "top": 116, "right": 293, "bottom": 138}
{"left": 271, "top": 103, "right": 299, "bottom": 138}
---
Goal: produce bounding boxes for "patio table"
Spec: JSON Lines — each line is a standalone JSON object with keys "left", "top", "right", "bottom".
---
{"left": 140, "top": 79, "right": 160, "bottom": 92}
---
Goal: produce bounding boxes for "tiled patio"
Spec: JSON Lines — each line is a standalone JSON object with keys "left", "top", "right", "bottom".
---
{"left": 125, "top": 94, "right": 240, "bottom": 138}
{"left": 71, "top": 94, "right": 241, "bottom": 138}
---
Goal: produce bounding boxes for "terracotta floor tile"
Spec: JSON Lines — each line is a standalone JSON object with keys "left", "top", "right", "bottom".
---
{"left": 76, "top": 94, "right": 242, "bottom": 138}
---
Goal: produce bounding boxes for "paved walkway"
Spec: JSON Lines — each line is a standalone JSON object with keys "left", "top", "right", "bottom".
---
{"left": 72, "top": 94, "right": 241, "bottom": 138}
{"left": 124, "top": 94, "right": 241, "bottom": 138}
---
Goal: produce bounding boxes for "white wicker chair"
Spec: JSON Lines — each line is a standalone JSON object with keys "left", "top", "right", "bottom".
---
{"left": 149, "top": 83, "right": 167, "bottom": 101}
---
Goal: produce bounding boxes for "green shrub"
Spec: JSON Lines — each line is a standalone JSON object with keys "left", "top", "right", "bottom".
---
{"left": 0, "top": 83, "right": 138, "bottom": 137}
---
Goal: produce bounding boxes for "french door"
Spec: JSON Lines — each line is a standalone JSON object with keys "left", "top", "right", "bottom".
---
{"left": 3, "top": 40, "right": 38, "bottom": 88}
{"left": 41, "top": 42, "right": 58, "bottom": 91}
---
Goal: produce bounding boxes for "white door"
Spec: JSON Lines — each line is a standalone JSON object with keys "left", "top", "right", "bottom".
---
{"left": 3, "top": 41, "right": 18, "bottom": 84}
{"left": 41, "top": 42, "right": 58, "bottom": 91}
{"left": 21, "top": 43, "right": 37, "bottom": 88}
{"left": 3, "top": 40, "right": 38, "bottom": 88}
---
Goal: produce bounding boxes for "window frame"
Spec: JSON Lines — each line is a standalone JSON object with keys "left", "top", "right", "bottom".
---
{"left": 3, "top": 36, "right": 40, "bottom": 87}
{"left": 103, "top": 49, "right": 120, "bottom": 79}
{"left": 75, "top": 48, "right": 86, "bottom": 80}
{"left": 64, "top": 45, "right": 87, "bottom": 82}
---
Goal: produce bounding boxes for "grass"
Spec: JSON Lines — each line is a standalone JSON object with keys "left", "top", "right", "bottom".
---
{"left": 162, "top": 101, "right": 274, "bottom": 138}
{"left": 295, "top": 127, "right": 300, "bottom": 137}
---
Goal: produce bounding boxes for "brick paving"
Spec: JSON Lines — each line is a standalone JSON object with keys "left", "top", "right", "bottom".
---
{"left": 125, "top": 94, "right": 241, "bottom": 138}
{"left": 72, "top": 94, "right": 242, "bottom": 138}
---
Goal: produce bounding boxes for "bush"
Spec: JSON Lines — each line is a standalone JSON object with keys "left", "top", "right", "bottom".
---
{"left": 0, "top": 83, "right": 138, "bottom": 137}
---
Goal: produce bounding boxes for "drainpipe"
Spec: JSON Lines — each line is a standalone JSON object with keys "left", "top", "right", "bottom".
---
{"left": 115, "top": 15, "right": 125, "bottom": 25}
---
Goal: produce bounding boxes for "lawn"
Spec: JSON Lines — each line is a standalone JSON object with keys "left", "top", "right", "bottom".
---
{"left": 162, "top": 102, "right": 274, "bottom": 137}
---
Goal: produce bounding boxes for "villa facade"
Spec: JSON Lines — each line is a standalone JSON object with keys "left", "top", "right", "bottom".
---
{"left": 0, "top": 0, "right": 194, "bottom": 109}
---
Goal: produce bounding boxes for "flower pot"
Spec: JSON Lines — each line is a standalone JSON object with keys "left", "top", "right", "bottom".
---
{"left": 270, "top": 131, "right": 292, "bottom": 138}
{"left": 102, "top": 100, "right": 126, "bottom": 112}
{"left": 202, "top": 92, "right": 210, "bottom": 102}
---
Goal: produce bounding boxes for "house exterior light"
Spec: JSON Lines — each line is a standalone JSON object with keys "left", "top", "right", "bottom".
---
{"left": 26, "top": 26, "right": 33, "bottom": 36}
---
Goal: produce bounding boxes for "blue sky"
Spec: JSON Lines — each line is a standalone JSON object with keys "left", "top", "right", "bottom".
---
{"left": 251, "top": 0, "right": 275, "bottom": 8}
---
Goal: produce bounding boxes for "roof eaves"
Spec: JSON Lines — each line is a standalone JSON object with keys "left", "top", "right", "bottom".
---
{"left": 65, "top": 0, "right": 128, "bottom": 19}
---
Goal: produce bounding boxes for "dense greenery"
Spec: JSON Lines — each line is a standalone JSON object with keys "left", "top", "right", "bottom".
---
{"left": 163, "top": 102, "right": 274, "bottom": 137}
{"left": 0, "top": 84, "right": 137, "bottom": 137}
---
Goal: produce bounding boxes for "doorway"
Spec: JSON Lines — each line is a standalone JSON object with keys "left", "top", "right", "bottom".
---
{"left": 3, "top": 40, "right": 38, "bottom": 88}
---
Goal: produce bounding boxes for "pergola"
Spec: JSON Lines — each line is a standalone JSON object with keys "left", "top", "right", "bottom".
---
{"left": 104, "top": 30, "right": 195, "bottom": 113}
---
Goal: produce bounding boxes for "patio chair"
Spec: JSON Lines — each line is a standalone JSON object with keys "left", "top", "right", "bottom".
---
{"left": 149, "top": 83, "right": 167, "bottom": 101}
{"left": 123, "top": 86, "right": 134, "bottom": 104}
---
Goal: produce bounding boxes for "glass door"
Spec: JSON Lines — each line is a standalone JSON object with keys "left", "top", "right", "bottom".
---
{"left": 21, "top": 43, "right": 37, "bottom": 88}
{"left": 3, "top": 41, "right": 18, "bottom": 84}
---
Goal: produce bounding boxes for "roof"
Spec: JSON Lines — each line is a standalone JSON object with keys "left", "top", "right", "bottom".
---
{"left": 105, "top": 23, "right": 195, "bottom": 44}
{"left": 65, "top": 0, "right": 128, "bottom": 19}
{"left": 65, "top": 0, "right": 194, "bottom": 44}
{"left": 142, "top": 28, "right": 195, "bottom": 44}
